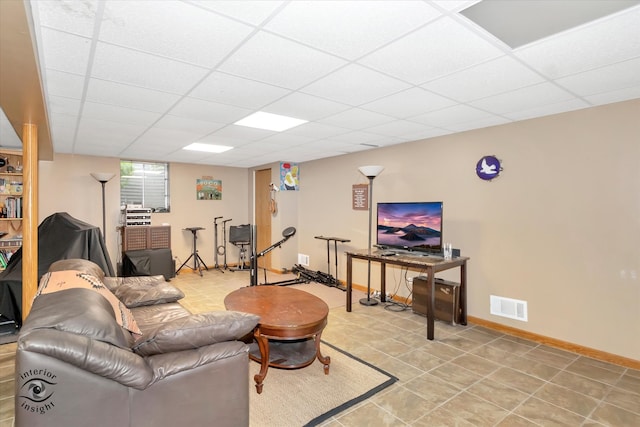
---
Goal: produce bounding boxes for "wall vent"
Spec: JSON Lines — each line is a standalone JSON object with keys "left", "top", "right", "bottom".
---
{"left": 298, "top": 253, "right": 309, "bottom": 266}
{"left": 490, "top": 295, "right": 528, "bottom": 321}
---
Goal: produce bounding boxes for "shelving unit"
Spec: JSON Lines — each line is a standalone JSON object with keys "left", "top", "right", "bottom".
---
{"left": 0, "top": 149, "right": 23, "bottom": 269}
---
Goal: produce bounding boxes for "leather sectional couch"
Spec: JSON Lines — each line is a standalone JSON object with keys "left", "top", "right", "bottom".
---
{"left": 15, "top": 259, "right": 258, "bottom": 427}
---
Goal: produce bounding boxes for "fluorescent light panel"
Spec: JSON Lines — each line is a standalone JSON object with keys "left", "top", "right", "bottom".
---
{"left": 183, "top": 143, "right": 233, "bottom": 153}
{"left": 234, "top": 111, "right": 308, "bottom": 132}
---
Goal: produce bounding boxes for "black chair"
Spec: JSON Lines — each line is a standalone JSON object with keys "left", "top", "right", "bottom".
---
{"left": 229, "top": 224, "right": 251, "bottom": 271}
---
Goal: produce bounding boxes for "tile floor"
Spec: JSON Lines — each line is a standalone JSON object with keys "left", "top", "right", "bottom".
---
{"left": 1, "top": 270, "right": 639, "bottom": 426}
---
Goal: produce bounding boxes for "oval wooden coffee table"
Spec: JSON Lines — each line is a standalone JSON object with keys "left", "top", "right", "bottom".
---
{"left": 224, "top": 285, "right": 330, "bottom": 394}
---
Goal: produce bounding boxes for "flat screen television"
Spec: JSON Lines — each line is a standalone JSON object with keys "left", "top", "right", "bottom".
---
{"left": 376, "top": 201, "right": 443, "bottom": 253}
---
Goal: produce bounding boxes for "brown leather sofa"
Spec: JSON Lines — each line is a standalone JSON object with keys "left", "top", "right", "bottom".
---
{"left": 15, "top": 259, "right": 258, "bottom": 427}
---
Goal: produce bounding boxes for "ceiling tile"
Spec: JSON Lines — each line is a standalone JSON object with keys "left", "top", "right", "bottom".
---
{"left": 32, "top": 0, "right": 98, "bottom": 37}
{"left": 361, "top": 16, "right": 504, "bottom": 84}
{"left": 169, "top": 97, "right": 252, "bottom": 123}
{"left": 444, "top": 115, "right": 511, "bottom": 132}
{"left": 86, "top": 79, "right": 181, "bottom": 113}
{"left": 100, "top": 1, "right": 254, "bottom": 68}
{"left": 503, "top": 98, "right": 590, "bottom": 121}
{"left": 153, "top": 115, "right": 226, "bottom": 136}
{"left": 187, "top": 1, "right": 285, "bottom": 26}
{"left": 81, "top": 102, "right": 161, "bottom": 127}
{"left": 514, "top": 5, "right": 640, "bottom": 78}
{"left": 469, "top": 82, "right": 576, "bottom": 115}
{"left": 91, "top": 42, "right": 209, "bottom": 94}
{"left": 365, "top": 120, "right": 435, "bottom": 138}
{"left": 190, "top": 72, "right": 291, "bottom": 109}
{"left": 422, "top": 55, "right": 546, "bottom": 102}
{"left": 264, "top": 92, "right": 351, "bottom": 121}
{"left": 324, "top": 130, "right": 390, "bottom": 145}
{"left": 265, "top": 1, "right": 441, "bottom": 59}
{"left": 43, "top": 70, "right": 86, "bottom": 99}
{"left": 361, "top": 87, "right": 457, "bottom": 118}
{"left": 218, "top": 31, "right": 347, "bottom": 89}
{"left": 76, "top": 116, "right": 147, "bottom": 142}
{"left": 40, "top": 28, "right": 91, "bottom": 75}
{"left": 301, "top": 63, "right": 411, "bottom": 106}
{"left": 433, "top": 0, "right": 480, "bottom": 12}
{"left": 257, "top": 133, "right": 314, "bottom": 149}
{"left": 131, "top": 127, "right": 202, "bottom": 148}
{"left": 584, "top": 85, "right": 640, "bottom": 106}
{"left": 282, "top": 122, "right": 351, "bottom": 139}
{"left": 206, "top": 124, "right": 275, "bottom": 142}
{"left": 48, "top": 96, "right": 81, "bottom": 116}
{"left": 319, "top": 108, "right": 396, "bottom": 130}
{"left": 410, "top": 104, "right": 497, "bottom": 128}
{"left": 556, "top": 57, "right": 640, "bottom": 97}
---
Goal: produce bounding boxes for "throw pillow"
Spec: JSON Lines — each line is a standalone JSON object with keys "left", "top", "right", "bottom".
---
{"left": 38, "top": 270, "right": 142, "bottom": 337}
{"left": 132, "top": 311, "right": 259, "bottom": 357}
{"left": 110, "top": 277, "right": 185, "bottom": 308}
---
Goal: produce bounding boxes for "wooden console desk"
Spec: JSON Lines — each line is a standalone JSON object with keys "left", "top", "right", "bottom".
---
{"left": 345, "top": 249, "right": 469, "bottom": 340}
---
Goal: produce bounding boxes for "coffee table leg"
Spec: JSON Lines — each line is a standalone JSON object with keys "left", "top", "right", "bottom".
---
{"left": 315, "top": 332, "right": 331, "bottom": 374}
{"left": 253, "top": 329, "right": 269, "bottom": 394}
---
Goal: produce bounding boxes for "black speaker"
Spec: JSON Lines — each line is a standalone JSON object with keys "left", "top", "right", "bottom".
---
{"left": 229, "top": 224, "right": 251, "bottom": 243}
{"left": 452, "top": 248, "right": 461, "bottom": 257}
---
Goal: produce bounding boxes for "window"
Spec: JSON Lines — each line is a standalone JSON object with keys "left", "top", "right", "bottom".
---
{"left": 120, "top": 160, "right": 170, "bottom": 212}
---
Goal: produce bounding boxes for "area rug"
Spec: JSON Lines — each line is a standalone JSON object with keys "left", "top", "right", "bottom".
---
{"left": 249, "top": 341, "right": 397, "bottom": 427}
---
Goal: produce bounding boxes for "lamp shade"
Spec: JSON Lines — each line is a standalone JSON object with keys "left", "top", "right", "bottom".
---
{"left": 358, "top": 165, "right": 384, "bottom": 178}
{"left": 90, "top": 172, "right": 116, "bottom": 183}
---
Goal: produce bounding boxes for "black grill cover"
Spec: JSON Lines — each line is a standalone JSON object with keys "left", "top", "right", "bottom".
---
{"left": 0, "top": 212, "right": 114, "bottom": 325}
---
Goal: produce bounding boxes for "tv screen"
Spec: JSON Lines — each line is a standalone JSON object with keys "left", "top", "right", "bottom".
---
{"left": 376, "top": 202, "right": 443, "bottom": 253}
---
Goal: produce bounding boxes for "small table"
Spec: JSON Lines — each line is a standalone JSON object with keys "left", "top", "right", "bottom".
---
{"left": 345, "top": 249, "right": 469, "bottom": 341}
{"left": 224, "top": 286, "right": 331, "bottom": 393}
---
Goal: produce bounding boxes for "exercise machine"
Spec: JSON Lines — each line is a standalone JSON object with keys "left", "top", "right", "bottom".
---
{"left": 249, "top": 226, "right": 305, "bottom": 286}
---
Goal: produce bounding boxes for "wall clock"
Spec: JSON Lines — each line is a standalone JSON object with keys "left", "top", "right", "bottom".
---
{"left": 476, "top": 155, "right": 502, "bottom": 181}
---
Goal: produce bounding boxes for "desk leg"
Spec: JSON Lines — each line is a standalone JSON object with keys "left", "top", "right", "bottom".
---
{"left": 380, "top": 262, "right": 386, "bottom": 303}
{"left": 427, "top": 267, "right": 435, "bottom": 340}
{"left": 346, "top": 253, "right": 352, "bottom": 312}
{"left": 460, "top": 261, "right": 467, "bottom": 325}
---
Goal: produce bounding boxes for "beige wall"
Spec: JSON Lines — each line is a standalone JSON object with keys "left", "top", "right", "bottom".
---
{"left": 39, "top": 156, "right": 251, "bottom": 271}
{"left": 38, "top": 99, "right": 639, "bottom": 361}
{"left": 295, "top": 99, "right": 639, "bottom": 361}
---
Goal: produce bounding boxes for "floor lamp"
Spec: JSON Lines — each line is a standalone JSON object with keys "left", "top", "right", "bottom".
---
{"left": 90, "top": 172, "right": 116, "bottom": 238}
{"left": 358, "top": 165, "right": 384, "bottom": 306}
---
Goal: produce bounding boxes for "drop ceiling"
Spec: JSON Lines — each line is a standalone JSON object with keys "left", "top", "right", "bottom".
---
{"left": 2, "top": 0, "right": 639, "bottom": 168}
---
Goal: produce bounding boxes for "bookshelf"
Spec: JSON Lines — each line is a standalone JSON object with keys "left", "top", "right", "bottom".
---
{"left": 0, "top": 149, "right": 23, "bottom": 269}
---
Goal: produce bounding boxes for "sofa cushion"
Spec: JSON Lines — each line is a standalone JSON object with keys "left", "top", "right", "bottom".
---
{"left": 48, "top": 258, "right": 106, "bottom": 281}
{"left": 109, "top": 276, "right": 185, "bottom": 308}
{"left": 23, "top": 288, "right": 134, "bottom": 349}
{"left": 132, "top": 311, "right": 259, "bottom": 357}
{"left": 37, "top": 270, "right": 142, "bottom": 337}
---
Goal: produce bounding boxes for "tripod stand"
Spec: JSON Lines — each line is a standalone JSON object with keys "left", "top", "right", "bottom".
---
{"left": 213, "top": 217, "right": 224, "bottom": 273}
{"left": 176, "top": 227, "right": 208, "bottom": 276}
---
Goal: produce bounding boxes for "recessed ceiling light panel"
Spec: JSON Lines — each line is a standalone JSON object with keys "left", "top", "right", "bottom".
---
{"left": 183, "top": 143, "right": 233, "bottom": 153}
{"left": 234, "top": 111, "right": 308, "bottom": 132}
